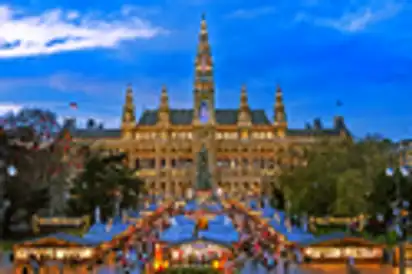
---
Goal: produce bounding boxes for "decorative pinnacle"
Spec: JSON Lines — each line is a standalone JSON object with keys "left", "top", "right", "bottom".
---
{"left": 161, "top": 85, "right": 167, "bottom": 95}
{"left": 240, "top": 84, "right": 249, "bottom": 109}
{"left": 276, "top": 85, "right": 282, "bottom": 96}
{"left": 126, "top": 84, "right": 133, "bottom": 93}
{"left": 160, "top": 85, "right": 169, "bottom": 111}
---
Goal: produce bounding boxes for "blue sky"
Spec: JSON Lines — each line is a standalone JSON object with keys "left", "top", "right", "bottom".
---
{"left": 0, "top": 0, "right": 410, "bottom": 140}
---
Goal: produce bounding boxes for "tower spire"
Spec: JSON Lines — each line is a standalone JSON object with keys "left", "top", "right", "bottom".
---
{"left": 159, "top": 85, "right": 169, "bottom": 112}
{"left": 195, "top": 14, "right": 213, "bottom": 80}
{"left": 238, "top": 84, "right": 251, "bottom": 127}
{"left": 157, "top": 85, "right": 170, "bottom": 126}
{"left": 122, "top": 84, "right": 135, "bottom": 123}
{"left": 193, "top": 14, "right": 215, "bottom": 125}
{"left": 274, "top": 85, "right": 287, "bottom": 136}
{"left": 240, "top": 84, "right": 249, "bottom": 110}
{"left": 121, "top": 84, "right": 135, "bottom": 138}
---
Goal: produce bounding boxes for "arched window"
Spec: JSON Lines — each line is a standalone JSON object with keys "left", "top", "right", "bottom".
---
{"left": 199, "top": 100, "right": 210, "bottom": 124}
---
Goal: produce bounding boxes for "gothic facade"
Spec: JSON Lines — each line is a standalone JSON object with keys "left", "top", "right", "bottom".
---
{"left": 70, "top": 16, "right": 350, "bottom": 198}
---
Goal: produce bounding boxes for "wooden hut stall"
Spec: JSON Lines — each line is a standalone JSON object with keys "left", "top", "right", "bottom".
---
{"left": 31, "top": 215, "right": 90, "bottom": 235}
{"left": 298, "top": 232, "right": 384, "bottom": 264}
{"left": 13, "top": 232, "right": 103, "bottom": 273}
{"left": 309, "top": 215, "right": 366, "bottom": 232}
{"left": 394, "top": 241, "right": 412, "bottom": 266}
{"left": 161, "top": 239, "right": 234, "bottom": 272}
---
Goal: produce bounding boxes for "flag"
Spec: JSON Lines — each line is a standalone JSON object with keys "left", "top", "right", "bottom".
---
{"left": 69, "top": 102, "right": 78, "bottom": 109}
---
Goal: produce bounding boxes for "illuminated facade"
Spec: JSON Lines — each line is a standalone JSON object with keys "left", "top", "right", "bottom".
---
{"left": 400, "top": 139, "right": 412, "bottom": 169}
{"left": 70, "top": 15, "right": 350, "bottom": 198}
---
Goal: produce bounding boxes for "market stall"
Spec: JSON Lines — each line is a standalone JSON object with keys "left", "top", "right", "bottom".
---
{"left": 31, "top": 215, "right": 90, "bottom": 235}
{"left": 162, "top": 240, "right": 233, "bottom": 272}
{"left": 394, "top": 241, "right": 412, "bottom": 266}
{"left": 299, "top": 232, "right": 384, "bottom": 264}
{"left": 13, "top": 232, "right": 103, "bottom": 273}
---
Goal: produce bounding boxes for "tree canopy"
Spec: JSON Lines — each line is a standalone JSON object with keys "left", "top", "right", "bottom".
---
{"left": 67, "top": 151, "right": 145, "bottom": 221}
{"left": 279, "top": 136, "right": 400, "bottom": 217}
{"left": 0, "top": 108, "right": 66, "bottom": 236}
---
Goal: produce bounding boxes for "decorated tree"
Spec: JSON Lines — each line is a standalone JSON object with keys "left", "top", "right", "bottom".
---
{"left": 67, "top": 151, "right": 145, "bottom": 221}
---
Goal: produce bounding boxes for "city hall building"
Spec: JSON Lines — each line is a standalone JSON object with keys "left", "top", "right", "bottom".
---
{"left": 70, "top": 16, "right": 350, "bottom": 198}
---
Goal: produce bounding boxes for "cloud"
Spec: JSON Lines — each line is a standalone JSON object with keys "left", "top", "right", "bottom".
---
{"left": 0, "top": 103, "right": 23, "bottom": 115}
{"left": 0, "top": 5, "right": 163, "bottom": 58}
{"left": 226, "top": 7, "right": 276, "bottom": 19}
{"left": 296, "top": 2, "right": 402, "bottom": 32}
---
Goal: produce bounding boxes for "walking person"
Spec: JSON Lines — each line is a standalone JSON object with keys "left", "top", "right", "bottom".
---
{"left": 346, "top": 256, "right": 359, "bottom": 274}
{"left": 288, "top": 254, "right": 299, "bottom": 274}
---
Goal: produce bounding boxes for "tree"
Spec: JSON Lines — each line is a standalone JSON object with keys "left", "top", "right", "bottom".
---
{"left": 279, "top": 136, "right": 394, "bottom": 217}
{"left": 67, "top": 151, "right": 145, "bottom": 221}
{"left": 0, "top": 108, "right": 66, "bottom": 236}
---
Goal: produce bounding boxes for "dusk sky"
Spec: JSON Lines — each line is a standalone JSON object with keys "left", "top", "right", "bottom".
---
{"left": 0, "top": 0, "right": 410, "bottom": 140}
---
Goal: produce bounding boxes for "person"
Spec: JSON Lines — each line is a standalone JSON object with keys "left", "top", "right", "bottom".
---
{"left": 347, "top": 256, "right": 359, "bottom": 274}
{"left": 29, "top": 255, "right": 40, "bottom": 274}
{"left": 288, "top": 254, "right": 299, "bottom": 274}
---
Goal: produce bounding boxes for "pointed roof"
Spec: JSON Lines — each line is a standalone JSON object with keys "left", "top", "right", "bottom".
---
{"left": 195, "top": 14, "right": 213, "bottom": 77}
{"left": 159, "top": 85, "right": 169, "bottom": 112}
{"left": 122, "top": 84, "right": 135, "bottom": 123}
{"left": 274, "top": 85, "right": 286, "bottom": 123}
{"left": 240, "top": 84, "right": 249, "bottom": 110}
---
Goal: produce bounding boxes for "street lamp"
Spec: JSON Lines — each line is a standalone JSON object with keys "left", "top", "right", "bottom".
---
{"left": 385, "top": 166, "right": 409, "bottom": 274}
{"left": 7, "top": 165, "right": 17, "bottom": 177}
{"left": 0, "top": 164, "right": 17, "bottom": 239}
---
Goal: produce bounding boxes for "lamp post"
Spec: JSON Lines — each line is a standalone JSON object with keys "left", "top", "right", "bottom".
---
{"left": 0, "top": 163, "right": 17, "bottom": 240}
{"left": 385, "top": 166, "right": 409, "bottom": 274}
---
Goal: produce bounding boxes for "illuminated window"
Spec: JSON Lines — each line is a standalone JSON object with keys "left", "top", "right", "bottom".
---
{"left": 199, "top": 100, "right": 210, "bottom": 124}
{"left": 267, "top": 132, "right": 273, "bottom": 139}
{"left": 171, "top": 132, "right": 177, "bottom": 139}
{"left": 187, "top": 132, "right": 192, "bottom": 139}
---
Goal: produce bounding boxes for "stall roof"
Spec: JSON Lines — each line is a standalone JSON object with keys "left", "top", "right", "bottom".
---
{"left": 172, "top": 215, "right": 195, "bottom": 226}
{"left": 17, "top": 232, "right": 100, "bottom": 247}
{"left": 268, "top": 220, "right": 314, "bottom": 243}
{"left": 166, "top": 238, "right": 234, "bottom": 249}
{"left": 199, "top": 230, "right": 239, "bottom": 244}
{"left": 297, "top": 232, "right": 381, "bottom": 247}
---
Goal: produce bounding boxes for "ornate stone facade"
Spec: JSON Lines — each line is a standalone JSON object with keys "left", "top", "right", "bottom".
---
{"left": 70, "top": 15, "right": 350, "bottom": 198}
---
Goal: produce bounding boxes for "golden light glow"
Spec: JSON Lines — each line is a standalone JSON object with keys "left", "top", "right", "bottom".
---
{"left": 212, "top": 260, "right": 220, "bottom": 269}
{"left": 172, "top": 250, "right": 180, "bottom": 260}
{"left": 304, "top": 247, "right": 382, "bottom": 259}
{"left": 15, "top": 247, "right": 94, "bottom": 261}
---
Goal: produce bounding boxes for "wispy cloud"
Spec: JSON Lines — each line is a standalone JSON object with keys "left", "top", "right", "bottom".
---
{"left": 0, "top": 103, "right": 23, "bottom": 115}
{"left": 0, "top": 5, "right": 164, "bottom": 58}
{"left": 296, "top": 2, "right": 402, "bottom": 33}
{"left": 226, "top": 7, "right": 276, "bottom": 19}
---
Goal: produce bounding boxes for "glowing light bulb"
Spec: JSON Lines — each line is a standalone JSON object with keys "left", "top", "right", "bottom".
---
{"left": 7, "top": 165, "right": 17, "bottom": 177}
